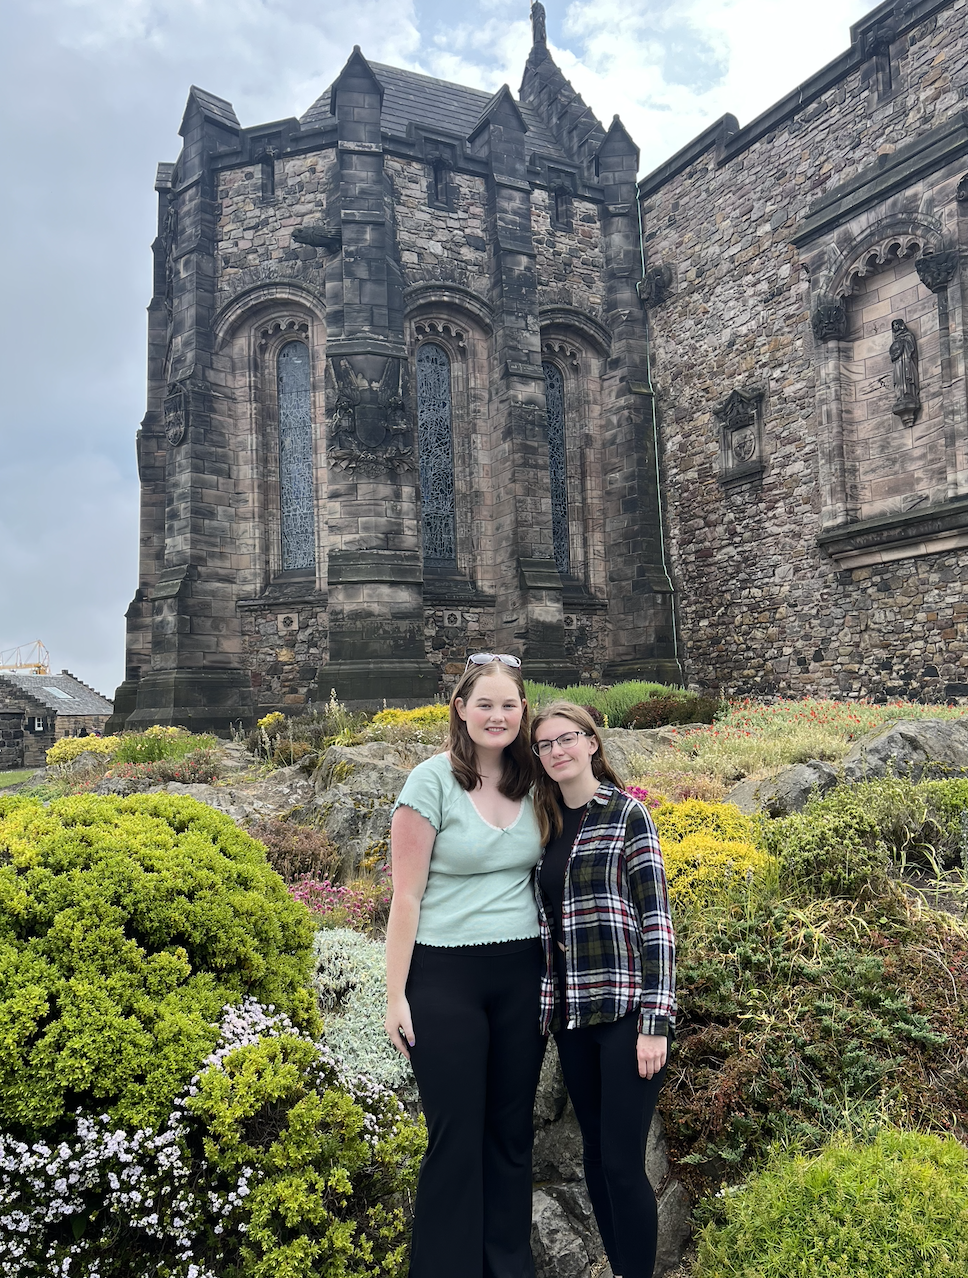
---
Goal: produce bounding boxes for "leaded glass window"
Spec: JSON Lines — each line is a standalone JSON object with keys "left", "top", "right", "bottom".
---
{"left": 416, "top": 343, "right": 456, "bottom": 565}
{"left": 277, "top": 342, "right": 316, "bottom": 571}
{"left": 543, "top": 361, "right": 570, "bottom": 575}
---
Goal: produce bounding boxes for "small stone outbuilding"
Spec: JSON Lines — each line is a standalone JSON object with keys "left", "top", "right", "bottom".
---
{"left": 0, "top": 672, "right": 114, "bottom": 770}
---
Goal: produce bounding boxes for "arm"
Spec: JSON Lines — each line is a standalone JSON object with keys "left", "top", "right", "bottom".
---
{"left": 384, "top": 804, "right": 436, "bottom": 1060}
{"left": 624, "top": 805, "right": 677, "bottom": 1077}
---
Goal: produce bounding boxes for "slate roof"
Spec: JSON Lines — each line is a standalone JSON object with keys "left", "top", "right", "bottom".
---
{"left": 301, "top": 61, "right": 570, "bottom": 162}
{"left": 0, "top": 671, "right": 113, "bottom": 716}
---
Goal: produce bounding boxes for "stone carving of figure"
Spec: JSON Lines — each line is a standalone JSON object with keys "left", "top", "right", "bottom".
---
{"left": 531, "top": 1, "right": 547, "bottom": 45}
{"left": 889, "top": 318, "right": 920, "bottom": 427}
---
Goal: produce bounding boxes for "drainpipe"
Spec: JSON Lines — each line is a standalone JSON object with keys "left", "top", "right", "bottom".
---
{"left": 636, "top": 192, "right": 683, "bottom": 681}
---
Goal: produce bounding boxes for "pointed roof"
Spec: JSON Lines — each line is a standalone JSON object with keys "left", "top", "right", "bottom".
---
{"left": 301, "top": 62, "right": 567, "bottom": 160}
{"left": 329, "top": 45, "right": 385, "bottom": 115}
{"left": 468, "top": 84, "right": 529, "bottom": 143}
{"left": 179, "top": 85, "right": 240, "bottom": 138}
{"left": 596, "top": 115, "right": 639, "bottom": 165}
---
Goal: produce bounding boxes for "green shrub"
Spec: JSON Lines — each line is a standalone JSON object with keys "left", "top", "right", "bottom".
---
{"left": 0, "top": 792, "right": 317, "bottom": 1134}
{"left": 695, "top": 1129, "right": 968, "bottom": 1278}
{"left": 523, "top": 680, "right": 678, "bottom": 725}
{"left": 766, "top": 805, "right": 892, "bottom": 899}
{"left": 313, "top": 928, "right": 415, "bottom": 1095}
{"left": 663, "top": 895, "right": 967, "bottom": 1184}
{"left": 0, "top": 999, "right": 426, "bottom": 1278}
{"left": 185, "top": 1017, "right": 424, "bottom": 1278}
{"left": 765, "top": 778, "right": 968, "bottom": 900}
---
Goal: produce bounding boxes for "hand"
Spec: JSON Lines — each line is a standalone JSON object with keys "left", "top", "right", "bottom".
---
{"left": 385, "top": 997, "right": 415, "bottom": 1061}
{"left": 636, "top": 1033, "right": 667, "bottom": 1079}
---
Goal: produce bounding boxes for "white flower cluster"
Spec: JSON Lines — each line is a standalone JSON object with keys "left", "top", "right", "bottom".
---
{"left": 0, "top": 998, "right": 406, "bottom": 1276}
{"left": 0, "top": 1109, "right": 220, "bottom": 1277}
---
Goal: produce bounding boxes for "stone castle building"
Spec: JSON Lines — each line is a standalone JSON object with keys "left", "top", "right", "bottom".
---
{"left": 111, "top": 0, "right": 968, "bottom": 731}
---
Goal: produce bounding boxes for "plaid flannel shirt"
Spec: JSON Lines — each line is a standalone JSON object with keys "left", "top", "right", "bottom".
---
{"left": 535, "top": 782, "right": 677, "bottom": 1038}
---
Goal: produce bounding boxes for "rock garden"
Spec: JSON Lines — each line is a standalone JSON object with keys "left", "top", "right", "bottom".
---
{"left": 1, "top": 683, "right": 967, "bottom": 1277}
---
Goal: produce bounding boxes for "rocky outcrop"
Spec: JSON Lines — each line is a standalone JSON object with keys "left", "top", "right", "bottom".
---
{"left": 311, "top": 741, "right": 438, "bottom": 873}
{"left": 842, "top": 718, "right": 968, "bottom": 783}
{"left": 727, "top": 759, "right": 839, "bottom": 816}
{"left": 531, "top": 1039, "right": 691, "bottom": 1278}
{"left": 151, "top": 764, "right": 316, "bottom": 823}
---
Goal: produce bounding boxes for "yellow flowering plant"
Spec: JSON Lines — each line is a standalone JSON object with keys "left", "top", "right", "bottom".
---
{"left": 45, "top": 735, "right": 121, "bottom": 765}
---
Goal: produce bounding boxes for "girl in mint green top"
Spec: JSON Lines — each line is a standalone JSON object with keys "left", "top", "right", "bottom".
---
{"left": 384, "top": 656, "right": 544, "bottom": 1278}
{"left": 396, "top": 751, "right": 541, "bottom": 947}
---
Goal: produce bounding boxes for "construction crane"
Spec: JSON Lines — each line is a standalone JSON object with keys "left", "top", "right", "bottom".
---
{"left": 0, "top": 641, "right": 51, "bottom": 675}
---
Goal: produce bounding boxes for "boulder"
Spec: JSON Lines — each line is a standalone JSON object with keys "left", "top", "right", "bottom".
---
{"left": 600, "top": 728, "right": 674, "bottom": 780}
{"left": 531, "top": 1190, "right": 594, "bottom": 1278}
{"left": 727, "top": 759, "right": 839, "bottom": 816}
{"left": 310, "top": 741, "right": 438, "bottom": 873}
{"left": 842, "top": 718, "right": 968, "bottom": 783}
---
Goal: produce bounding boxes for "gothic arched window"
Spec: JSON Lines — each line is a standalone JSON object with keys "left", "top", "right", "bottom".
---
{"left": 277, "top": 341, "right": 315, "bottom": 571}
{"left": 416, "top": 342, "right": 457, "bottom": 566}
{"left": 542, "top": 360, "right": 570, "bottom": 575}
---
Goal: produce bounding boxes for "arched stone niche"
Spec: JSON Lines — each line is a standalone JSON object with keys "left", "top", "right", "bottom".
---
{"left": 807, "top": 215, "right": 968, "bottom": 549}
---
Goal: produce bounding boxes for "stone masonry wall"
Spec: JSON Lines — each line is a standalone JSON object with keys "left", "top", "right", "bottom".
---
{"left": 643, "top": 0, "right": 968, "bottom": 701}
{"left": 386, "top": 160, "right": 490, "bottom": 292}
{"left": 240, "top": 604, "right": 329, "bottom": 712}
{"left": 531, "top": 191, "right": 605, "bottom": 315}
{"left": 215, "top": 152, "right": 337, "bottom": 304}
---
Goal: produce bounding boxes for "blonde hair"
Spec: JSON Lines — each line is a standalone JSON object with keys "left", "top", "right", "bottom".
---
{"left": 531, "top": 700, "right": 624, "bottom": 845}
{"left": 446, "top": 661, "right": 534, "bottom": 801}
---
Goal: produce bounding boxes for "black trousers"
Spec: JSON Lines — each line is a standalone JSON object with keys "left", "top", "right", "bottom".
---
{"left": 406, "top": 939, "right": 545, "bottom": 1278}
{"left": 553, "top": 954, "right": 666, "bottom": 1278}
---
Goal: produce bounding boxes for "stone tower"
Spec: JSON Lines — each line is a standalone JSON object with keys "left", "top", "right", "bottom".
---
{"left": 109, "top": 6, "right": 679, "bottom": 731}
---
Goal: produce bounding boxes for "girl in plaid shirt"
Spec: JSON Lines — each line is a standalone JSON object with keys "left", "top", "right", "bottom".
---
{"left": 531, "top": 701, "right": 676, "bottom": 1278}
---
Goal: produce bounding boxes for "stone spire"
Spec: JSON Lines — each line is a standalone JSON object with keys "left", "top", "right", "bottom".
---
{"left": 520, "top": 3, "right": 607, "bottom": 175}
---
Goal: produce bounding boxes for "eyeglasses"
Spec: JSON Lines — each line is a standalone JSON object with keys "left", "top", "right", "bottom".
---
{"left": 532, "top": 730, "right": 589, "bottom": 756}
{"left": 464, "top": 653, "right": 522, "bottom": 671}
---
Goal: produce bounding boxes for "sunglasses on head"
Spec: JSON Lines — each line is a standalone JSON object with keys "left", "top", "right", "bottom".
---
{"left": 463, "top": 652, "right": 522, "bottom": 671}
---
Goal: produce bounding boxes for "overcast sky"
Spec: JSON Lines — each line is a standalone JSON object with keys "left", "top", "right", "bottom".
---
{"left": 1, "top": 0, "right": 874, "bottom": 700}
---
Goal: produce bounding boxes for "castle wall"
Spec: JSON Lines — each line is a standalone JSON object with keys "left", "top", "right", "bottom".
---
{"left": 641, "top": 0, "right": 968, "bottom": 701}
{"left": 215, "top": 152, "right": 337, "bottom": 305}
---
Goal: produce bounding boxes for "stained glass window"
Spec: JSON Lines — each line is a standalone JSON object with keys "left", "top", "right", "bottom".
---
{"left": 277, "top": 342, "right": 316, "bottom": 571}
{"left": 416, "top": 343, "right": 457, "bottom": 565}
{"left": 543, "top": 361, "right": 570, "bottom": 575}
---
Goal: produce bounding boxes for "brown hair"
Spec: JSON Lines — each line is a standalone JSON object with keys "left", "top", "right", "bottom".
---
{"left": 531, "top": 700, "right": 624, "bottom": 845}
{"left": 447, "top": 661, "right": 534, "bottom": 801}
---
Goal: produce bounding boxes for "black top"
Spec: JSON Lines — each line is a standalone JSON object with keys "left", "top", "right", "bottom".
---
{"left": 538, "top": 802, "right": 587, "bottom": 946}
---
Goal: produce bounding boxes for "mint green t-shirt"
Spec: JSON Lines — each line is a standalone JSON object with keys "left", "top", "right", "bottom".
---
{"left": 393, "top": 753, "right": 541, "bottom": 946}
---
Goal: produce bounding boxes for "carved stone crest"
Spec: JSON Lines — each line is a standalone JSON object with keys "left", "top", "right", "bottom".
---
{"left": 328, "top": 356, "right": 415, "bottom": 476}
{"left": 811, "top": 299, "right": 847, "bottom": 342}
{"left": 638, "top": 264, "right": 674, "bottom": 309}
{"left": 714, "top": 388, "right": 765, "bottom": 485}
{"left": 163, "top": 388, "right": 188, "bottom": 447}
{"left": 915, "top": 250, "right": 959, "bottom": 294}
{"left": 731, "top": 428, "right": 757, "bottom": 463}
